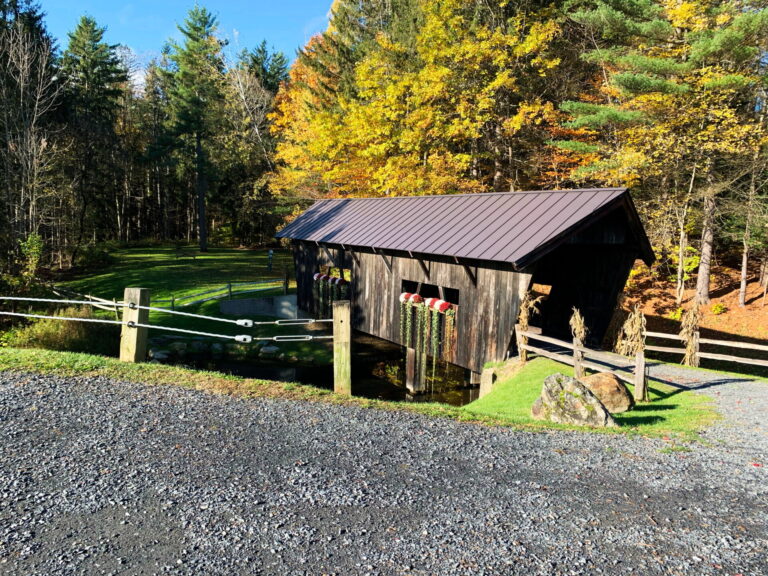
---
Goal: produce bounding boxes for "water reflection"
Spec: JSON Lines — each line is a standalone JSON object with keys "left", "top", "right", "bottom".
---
{"left": 194, "top": 333, "right": 479, "bottom": 407}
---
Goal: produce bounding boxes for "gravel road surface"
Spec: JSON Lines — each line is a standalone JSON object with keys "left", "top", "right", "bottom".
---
{"left": 1, "top": 372, "right": 766, "bottom": 575}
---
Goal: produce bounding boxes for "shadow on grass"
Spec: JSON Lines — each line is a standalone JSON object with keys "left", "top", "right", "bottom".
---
{"left": 631, "top": 403, "right": 676, "bottom": 411}
{"left": 616, "top": 414, "right": 666, "bottom": 426}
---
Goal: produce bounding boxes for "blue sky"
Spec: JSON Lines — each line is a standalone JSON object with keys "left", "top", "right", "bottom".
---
{"left": 40, "top": 1, "right": 331, "bottom": 65}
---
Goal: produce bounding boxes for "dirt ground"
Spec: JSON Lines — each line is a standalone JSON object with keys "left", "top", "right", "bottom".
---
{"left": 624, "top": 261, "right": 768, "bottom": 340}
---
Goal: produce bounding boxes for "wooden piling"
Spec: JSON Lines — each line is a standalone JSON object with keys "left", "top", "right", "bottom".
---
{"left": 573, "top": 336, "right": 585, "bottom": 379}
{"left": 333, "top": 300, "right": 352, "bottom": 395}
{"left": 405, "top": 347, "right": 427, "bottom": 393}
{"left": 634, "top": 348, "right": 648, "bottom": 402}
{"left": 120, "top": 287, "right": 150, "bottom": 363}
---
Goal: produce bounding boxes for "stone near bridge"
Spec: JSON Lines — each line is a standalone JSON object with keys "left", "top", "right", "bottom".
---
{"left": 532, "top": 374, "right": 617, "bottom": 428}
{"left": 580, "top": 372, "right": 634, "bottom": 414}
{"left": 260, "top": 345, "right": 280, "bottom": 357}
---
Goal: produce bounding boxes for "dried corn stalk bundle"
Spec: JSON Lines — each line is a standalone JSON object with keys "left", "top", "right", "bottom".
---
{"left": 616, "top": 305, "right": 646, "bottom": 358}
{"left": 680, "top": 304, "right": 701, "bottom": 367}
{"left": 517, "top": 291, "right": 543, "bottom": 362}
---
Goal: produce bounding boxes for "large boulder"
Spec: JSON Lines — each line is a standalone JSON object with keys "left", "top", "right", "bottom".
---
{"left": 531, "top": 373, "right": 617, "bottom": 428}
{"left": 580, "top": 372, "right": 634, "bottom": 414}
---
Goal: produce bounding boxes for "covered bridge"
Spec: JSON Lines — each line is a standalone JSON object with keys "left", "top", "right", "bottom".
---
{"left": 276, "top": 188, "right": 654, "bottom": 390}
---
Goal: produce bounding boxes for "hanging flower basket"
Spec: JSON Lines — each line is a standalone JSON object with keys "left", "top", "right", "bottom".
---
{"left": 399, "top": 292, "right": 424, "bottom": 305}
{"left": 424, "top": 297, "right": 455, "bottom": 313}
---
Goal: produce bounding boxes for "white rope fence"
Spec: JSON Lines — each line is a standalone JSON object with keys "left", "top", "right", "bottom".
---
{"left": 0, "top": 296, "right": 334, "bottom": 344}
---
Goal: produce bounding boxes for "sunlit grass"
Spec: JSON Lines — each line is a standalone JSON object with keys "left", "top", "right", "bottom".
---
{"left": 463, "top": 357, "right": 719, "bottom": 440}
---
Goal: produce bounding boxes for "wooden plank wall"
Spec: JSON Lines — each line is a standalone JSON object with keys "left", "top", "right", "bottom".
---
{"left": 292, "top": 241, "right": 532, "bottom": 373}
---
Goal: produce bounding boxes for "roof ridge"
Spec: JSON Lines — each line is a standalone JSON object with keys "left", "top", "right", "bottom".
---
{"left": 317, "top": 188, "right": 627, "bottom": 202}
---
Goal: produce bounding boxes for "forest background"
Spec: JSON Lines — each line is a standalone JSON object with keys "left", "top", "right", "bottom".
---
{"left": 2, "top": 0, "right": 768, "bottom": 310}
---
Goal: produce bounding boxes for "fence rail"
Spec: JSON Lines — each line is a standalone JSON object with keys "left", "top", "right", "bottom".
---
{"left": 52, "top": 286, "right": 122, "bottom": 318}
{"left": 516, "top": 322, "right": 768, "bottom": 395}
{"left": 515, "top": 325, "right": 646, "bottom": 400}
{"left": 644, "top": 328, "right": 768, "bottom": 369}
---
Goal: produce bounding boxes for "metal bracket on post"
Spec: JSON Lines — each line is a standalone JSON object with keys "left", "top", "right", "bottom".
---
{"left": 120, "top": 287, "right": 150, "bottom": 363}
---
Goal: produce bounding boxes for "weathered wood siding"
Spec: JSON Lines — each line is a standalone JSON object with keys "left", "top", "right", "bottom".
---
{"left": 292, "top": 241, "right": 531, "bottom": 373}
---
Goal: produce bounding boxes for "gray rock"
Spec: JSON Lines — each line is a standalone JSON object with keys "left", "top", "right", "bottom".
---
{"left": 531, "top": 373, "right": 617, "bottom": 427}
{"left": 168, "top": 342, "right": 187, "bottom": 353}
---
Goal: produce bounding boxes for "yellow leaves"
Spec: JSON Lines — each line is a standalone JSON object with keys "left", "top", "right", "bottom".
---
{"left": 664, "top": 1, "right": 707, "bottom": 30}
{"left": 503, "top": 101, "right": 555, "bottom": 137}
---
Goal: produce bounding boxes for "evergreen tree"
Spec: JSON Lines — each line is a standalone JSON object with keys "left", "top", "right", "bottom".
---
{"left": 61, "top": 15, "right": 127, "bottom": 259}
{"left": 164, "top": 4, "right": 225, "bottom": 252}
{"left": 242, "top": 41, "right": 288, "bottom": 94}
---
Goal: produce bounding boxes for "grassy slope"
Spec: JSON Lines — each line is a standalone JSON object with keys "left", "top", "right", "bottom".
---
{"left": 0, "top": 348, "right": 718, "bottom": 440}
{"left": 464, "top": 358, "right": 718, "bottom": 440}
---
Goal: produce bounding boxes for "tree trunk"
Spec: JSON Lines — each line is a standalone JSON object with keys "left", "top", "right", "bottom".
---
{"left": 195, "top": 132, "right": 208, "bottom": 252}
{"left": 739, "top": 236, "right": 749, "bottom": 308}
{"left": 739, "top": 153, "right": 759, "bottom": 308}
{"left": 695, "top": 192, "right": 715, "bottom": 305}
{"left": 676, "top": 224, "right": 687, "bottom": 306}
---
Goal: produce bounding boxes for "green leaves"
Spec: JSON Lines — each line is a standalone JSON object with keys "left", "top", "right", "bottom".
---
{"left": 612, "top": 72, "right": 689, "bottom": 95}
{"left": 560, "top": 101, "right": 646, "bottom": 128}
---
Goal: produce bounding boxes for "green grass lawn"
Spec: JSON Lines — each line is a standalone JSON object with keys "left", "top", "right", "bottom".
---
{"left": 463, "top": 357, "right": 719, "bottom": 440}
{"left": 60, "top": 246, "right": 294, "bottom": 302}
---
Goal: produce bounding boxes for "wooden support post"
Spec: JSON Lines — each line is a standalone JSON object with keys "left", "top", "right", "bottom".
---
{"left": 283, "top": 267, "right": 290, "bottom": 295}
{"left": 573, "top": 337, "right": 584, "bottom": 379}
{"left": 405, "top": 347, "right": 426, "bottom": 393}
{"left": 693, "top": 328, "right": 700, "bottom": 367}
{"left": 333, "top": 300, "right": 352, "bottom": 395}
{"left": 470, "top": 370, "right": 482, "bottom": 386}
{"left": 634, "top": 348, "right": 648, "bottom": 402}
{"left": 171, "top": 295, "right": 175, "bottom": 311}
{"left": 227, "top": 282, "right": 232, "bottom": 299}
{"left": 120, "top": 287, "right": 150, "bottom": 363}
{"left": 479, "top": 368, "right": 495, "bottom": 398}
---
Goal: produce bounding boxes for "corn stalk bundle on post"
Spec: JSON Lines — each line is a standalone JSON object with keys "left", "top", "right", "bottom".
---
{"left": 616, "top": 305, "right": 646, "bottom": 358}
{"left": 680, "top": 303, "right": 701, "bottom": 367}
{"left": 569, "top": 307, "right": 588, "bottom": 379}
{"left": 518, "top": 291, "right": 543, "bottom": 363}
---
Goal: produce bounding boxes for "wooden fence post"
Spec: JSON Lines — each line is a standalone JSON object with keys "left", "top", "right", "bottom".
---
{"left": 120, "top": 287, "right": 150, "bottom": 363}
{"left": 227, "top": 282, "right": 232, "bottom": 299}
{"left": 573, "top": 336, "right": 584, "bottom": 379}
{"left": 634, "top": 348, "right": 648, "bottom": 402}
{"left": 283, "top": 267, "right": 290, "bottom": 295}
{"left": 515, "top": 323, "right": 527, "bottom": 363}
{"left": 333, "top": 300, "right": 352, "bottom": 395}
{"left": 693, "top": 328, "right": 700, "bottom": 367}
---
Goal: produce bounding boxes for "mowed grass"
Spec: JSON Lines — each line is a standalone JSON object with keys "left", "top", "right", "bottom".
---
{"left": 463, "top": 357, "right": 719, "bottom": 440}
{"left": 0, "top": 348, "right": 719, "bottom": 440}
{"left": 60, "top": 247, "right": 294, "bottom": 302}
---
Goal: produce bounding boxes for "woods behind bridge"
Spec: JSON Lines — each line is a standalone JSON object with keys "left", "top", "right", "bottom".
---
{"left": 2, "top": 0, "right": 768, "bottom": 307}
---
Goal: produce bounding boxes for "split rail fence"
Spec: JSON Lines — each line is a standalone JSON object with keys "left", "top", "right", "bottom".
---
{"left": 516, "top": 322, "right": 768, "bottom": 401}
{"left": 645, "top": 330, "right": 768, "bottom": 369}
{"left": 0, "top": 287, "right": 352, "bottom": 395}
{"left": 516, "top": 324, "right": 648, "bottom": 400}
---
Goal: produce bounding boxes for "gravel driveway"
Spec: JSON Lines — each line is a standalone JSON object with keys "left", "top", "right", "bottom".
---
{"left": 1, "top": 371, "right": 766, "bottom": 575}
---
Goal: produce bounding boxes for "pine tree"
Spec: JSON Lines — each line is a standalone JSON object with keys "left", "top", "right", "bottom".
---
{"left": 165, "top": 4, "right": 225, "bottom": 252}
{"left": 61, "top": 15, "right": 127, "bottom": 261}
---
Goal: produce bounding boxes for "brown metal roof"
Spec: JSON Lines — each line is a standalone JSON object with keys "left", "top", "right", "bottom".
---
{"left": 276, "top": 188, "right": 653, "bottom": 268}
